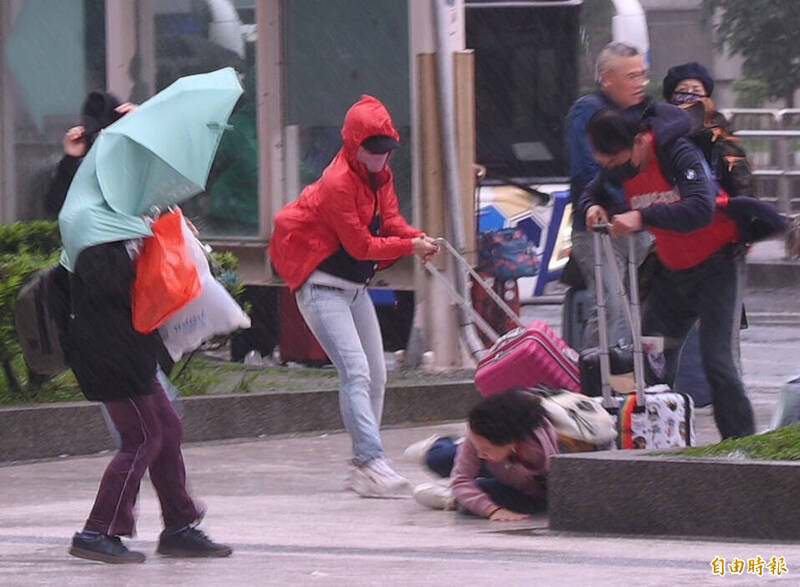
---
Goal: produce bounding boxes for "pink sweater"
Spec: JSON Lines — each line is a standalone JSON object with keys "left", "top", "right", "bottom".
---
{"left": 450, "top": 420, "right": 559, "bottom": 518}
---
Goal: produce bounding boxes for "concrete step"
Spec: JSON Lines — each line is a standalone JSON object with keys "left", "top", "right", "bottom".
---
{"left": 745, "top": 237, "right": 800, "bottom": 287}
{"left": 0, "top": 381, "right": 479, "bottom": 463}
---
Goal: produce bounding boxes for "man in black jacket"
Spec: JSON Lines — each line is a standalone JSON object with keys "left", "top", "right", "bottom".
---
{"left": 578, "top": 106, "right": 755, "bottom": 439}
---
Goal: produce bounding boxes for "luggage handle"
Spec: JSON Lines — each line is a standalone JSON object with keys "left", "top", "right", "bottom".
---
{"left": 423, "top": 260, "right": 501, "bottom": 344}
{"left": 432, "top": 238, "right": 526, "bottom": 330}
{"left": 591, "top": 225, "right": 646, "bottom": 407}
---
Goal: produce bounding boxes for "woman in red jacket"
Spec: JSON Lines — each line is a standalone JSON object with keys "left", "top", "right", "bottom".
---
{"left": 270, "top": 96, "right": 438, "bottom": 498}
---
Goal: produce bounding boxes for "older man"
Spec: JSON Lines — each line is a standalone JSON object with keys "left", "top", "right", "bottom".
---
{"left": 565, "top": 42, "right": 653, "bottom": 349}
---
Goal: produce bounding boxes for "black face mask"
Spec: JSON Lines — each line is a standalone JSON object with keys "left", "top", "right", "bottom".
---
{"left": 670, "top": 91, "right": 705, "bottom": 106}
{"left": 610, "top": 160, "right": 640, "bottom": 182}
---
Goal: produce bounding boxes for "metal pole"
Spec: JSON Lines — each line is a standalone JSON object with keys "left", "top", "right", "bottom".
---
{"left": 627, "top": 236, "right": 646, "bottom": 406}
{"left": 433, "top": 0, "right": 484, "bottom": 362}
{"left": 593, "top": 232, "right": 614, "bottom": 408}
{"left": 776, "top": 135, "right": 791, "bottom": 214}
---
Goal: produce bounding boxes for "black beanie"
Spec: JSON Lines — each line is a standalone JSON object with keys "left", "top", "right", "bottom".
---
{"left": 662, "top": 62, "right": 714, "bottom": 100}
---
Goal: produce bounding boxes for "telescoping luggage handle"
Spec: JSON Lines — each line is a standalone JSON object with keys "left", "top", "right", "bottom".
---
{"left": 592, "top": 224, "right": 646, "bottom": 408}
{"left": 422, "top": 238, "right": 525, "bottom": 344}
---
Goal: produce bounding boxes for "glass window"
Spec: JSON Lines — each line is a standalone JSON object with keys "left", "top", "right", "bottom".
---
{"left": 3, "top": 0, "right": 106, "bottom": 221}
{"left": 282, "top": 0, "right": 412, "bottom": 219}
{"left": 466, "top": 2, "right": 580, "bottom": 181}
{"left": 135, "top": 0, "right": 259, "bottom": 238}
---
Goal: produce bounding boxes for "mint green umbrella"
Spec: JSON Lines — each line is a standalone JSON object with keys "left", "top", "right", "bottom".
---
{"left": 59, "top": 67, "right": 243, "bottom": 271}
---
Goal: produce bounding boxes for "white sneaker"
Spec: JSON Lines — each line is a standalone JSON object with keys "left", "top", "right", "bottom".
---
{"left": 413, "top": 481, "right": 456, "bottom": 510}
{"left": 349, "top": 458, "right": 412, "bottom": 498}
{"left": 402, "top": 434, "right": 441, "bottom": 465}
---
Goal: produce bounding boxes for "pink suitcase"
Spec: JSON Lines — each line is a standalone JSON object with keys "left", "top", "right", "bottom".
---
{"left": 475, "top": 320, "right": 581, "bottom": 396}
{"left": 423, "top": 239, "right": 582, "bottom": 397}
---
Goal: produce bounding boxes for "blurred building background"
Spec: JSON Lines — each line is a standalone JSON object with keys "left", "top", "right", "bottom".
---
{"left": 0, "top": 0, "right": 781, "bottom": 285}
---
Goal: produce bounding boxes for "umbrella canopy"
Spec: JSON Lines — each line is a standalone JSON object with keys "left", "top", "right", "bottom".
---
{"left": 59, "top": 67, "right": 243, "bottom": 271}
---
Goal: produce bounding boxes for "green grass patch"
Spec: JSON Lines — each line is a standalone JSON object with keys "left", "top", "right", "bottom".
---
{"left": 0, "top": 351, "right": 475, "bottom": 406}
{"left": 0, "top": 354, "right": 243, "bottom": 404}
{"left": 674, "top": 426, "right": 800, "bottom": 461}
{"left": 171, "top": 356, "right": 234, "bottom": 397}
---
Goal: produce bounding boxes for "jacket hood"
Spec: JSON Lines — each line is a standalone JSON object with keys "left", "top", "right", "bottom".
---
{"left": 340, "top": 95, "right": 400, "bottom": 168}
{"left": 82, "top": 91, "right": 122, "bottom": 139}
{"left": 642, "top": 102, "right": 692, "bottom": 147}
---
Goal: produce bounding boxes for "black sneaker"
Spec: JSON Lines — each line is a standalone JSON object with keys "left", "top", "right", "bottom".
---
{"left": 69, "top": 531, "right": 146, "bottom": 564}
{"left": 156, "top": 526, "right": 233, "bottom": 558}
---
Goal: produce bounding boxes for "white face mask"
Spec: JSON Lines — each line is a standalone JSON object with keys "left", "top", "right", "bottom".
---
{"left": 357, "top": 148, "right": 390, "bottom": 173}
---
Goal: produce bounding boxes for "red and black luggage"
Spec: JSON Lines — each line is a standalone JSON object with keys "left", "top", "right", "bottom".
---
{"left": 470, "top": 271, "right": 520, "bottom": 346}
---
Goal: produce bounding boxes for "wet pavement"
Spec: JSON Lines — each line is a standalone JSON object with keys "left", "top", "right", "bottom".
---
{"left": 0, "top": 248, "right": 797, "bottom": 584}
{"left": 2, "top": 423, "right": 800, "bottom": 586}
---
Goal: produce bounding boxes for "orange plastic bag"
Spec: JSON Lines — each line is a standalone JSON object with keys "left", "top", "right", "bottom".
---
{"left": 132, "top": 209, "right": 202, "bottom": 334}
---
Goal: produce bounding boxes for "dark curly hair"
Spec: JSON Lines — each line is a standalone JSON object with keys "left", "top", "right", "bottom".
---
{"left": 468, "top": 389, "right": 546, "bottom": 446}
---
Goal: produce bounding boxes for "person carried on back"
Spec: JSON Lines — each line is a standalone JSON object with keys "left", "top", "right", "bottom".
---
{"left": 663, "top": 61, "right": 755, "bottom": 200}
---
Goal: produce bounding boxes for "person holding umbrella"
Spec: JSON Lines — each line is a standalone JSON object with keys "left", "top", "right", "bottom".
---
{"left": 60, "top": 69, "right": 242, "bottom": 564}
{"left": 270, "top": 95, "right": 439, "bottom": 498}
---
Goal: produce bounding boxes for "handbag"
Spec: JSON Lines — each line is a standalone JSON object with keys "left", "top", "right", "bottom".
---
{"left": 477, "top": 228, "right": 540, "bottom": 281}
{"left": 131, "top": 209, "right": 202, "bottom": 334}
{"left": 159, "top": 221, "right": 251, "bottom": 361}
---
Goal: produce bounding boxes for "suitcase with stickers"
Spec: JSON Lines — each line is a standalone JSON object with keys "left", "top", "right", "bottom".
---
{"left": 591, "top": 226, "right": 695, "bottom": 449}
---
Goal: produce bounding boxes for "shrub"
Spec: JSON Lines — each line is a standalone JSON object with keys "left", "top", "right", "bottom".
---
{"left": 0, "top": 221, "right": 62, "bottom": 395}
{"left": 0, "top": 221, "right": 248, "bottom": 402}
{"left": 209, "top": 249, "right": 246, "bottom": 304}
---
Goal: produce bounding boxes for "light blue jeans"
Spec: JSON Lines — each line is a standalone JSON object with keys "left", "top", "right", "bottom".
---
{"left": 295, "top": 282, "right": 387, "bottom": 465}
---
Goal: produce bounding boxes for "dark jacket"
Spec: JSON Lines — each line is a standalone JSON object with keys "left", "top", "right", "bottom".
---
{"left": 66, "top": 242, "right": 162, "bottom": 402}
{"left": 577, "top": 103, "right": 744, "bottom": 270}
{"left": 565, "top": 91, "right": 650, "bottom": 230}
{"left": 45, "top": 157, "right": 82, "bottom": 219}
{"left": 576, "top": 103, "right": 715, "bottom": 232}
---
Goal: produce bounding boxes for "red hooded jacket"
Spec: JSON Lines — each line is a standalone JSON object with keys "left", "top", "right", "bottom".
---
{"left": 270, "top": 95, "right": 423, "bottom": 292}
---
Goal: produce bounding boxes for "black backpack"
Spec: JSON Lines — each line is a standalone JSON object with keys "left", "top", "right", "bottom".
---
{"left": 14, "top": 264, "right": 71, "bottom": 377}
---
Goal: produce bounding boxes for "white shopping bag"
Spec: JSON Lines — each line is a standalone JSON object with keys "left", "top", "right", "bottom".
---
{"left": 159, "top": 222, "right": 251, "bottom": 361}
